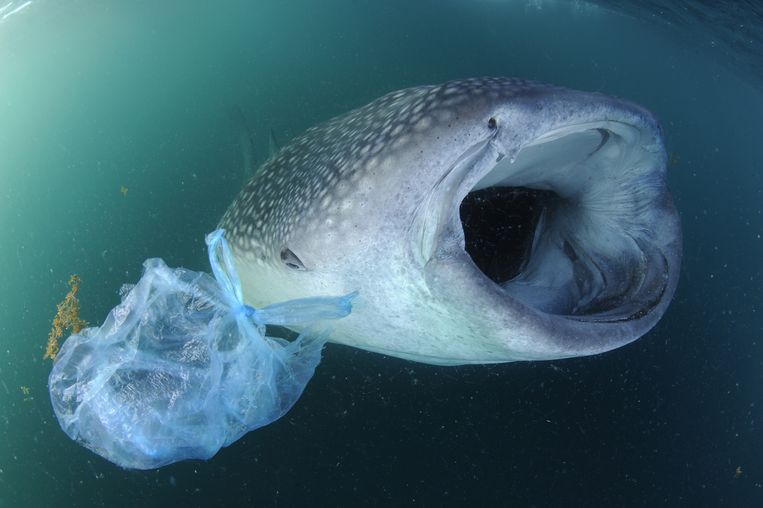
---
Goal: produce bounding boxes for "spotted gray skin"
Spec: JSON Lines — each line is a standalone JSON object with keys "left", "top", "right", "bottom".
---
{"left": 219, "top": 77, "right": 681, "bottom": 365}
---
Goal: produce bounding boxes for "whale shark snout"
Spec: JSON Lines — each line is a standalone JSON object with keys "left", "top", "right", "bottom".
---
{"left": 220, "top": 77, "right": 681, "bottom": 365}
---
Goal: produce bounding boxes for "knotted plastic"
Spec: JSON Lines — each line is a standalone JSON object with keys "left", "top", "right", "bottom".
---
{"left": 48, "top": 229, "right": 354, "bottom": 469}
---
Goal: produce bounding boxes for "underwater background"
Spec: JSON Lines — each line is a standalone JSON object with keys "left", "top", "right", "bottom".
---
{"left": 1, "top": 0, "right": 762, "bottom": 506}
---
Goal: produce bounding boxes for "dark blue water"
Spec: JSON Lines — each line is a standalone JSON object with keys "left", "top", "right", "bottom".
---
{"left": 1, "top": 1, "right": 761, "bottom": 506}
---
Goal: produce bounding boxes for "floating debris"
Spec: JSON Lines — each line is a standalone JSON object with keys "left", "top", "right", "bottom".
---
{"left": 45, "top": 275, "right": 87, "bottom": 361}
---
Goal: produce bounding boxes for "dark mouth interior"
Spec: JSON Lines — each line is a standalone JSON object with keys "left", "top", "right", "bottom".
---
{"left": 460, "top": 187, "right": 558, "bottom": 285}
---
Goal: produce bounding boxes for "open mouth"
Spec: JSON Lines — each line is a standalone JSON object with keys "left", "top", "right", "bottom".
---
{"left": 461, "top": 186, "right": 556, "bottom": 284}
{"left": 458, "top": 122, "right": 677, "bottom": 322}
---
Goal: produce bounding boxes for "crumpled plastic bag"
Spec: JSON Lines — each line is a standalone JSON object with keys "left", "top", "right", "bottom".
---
{"left": 48, "top": 229, "right": 354, "bottom": 469}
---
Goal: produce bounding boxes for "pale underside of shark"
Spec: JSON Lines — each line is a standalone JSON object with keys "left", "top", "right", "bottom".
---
{"left": 219, "top": 77, "right": 681, "bottom": 366}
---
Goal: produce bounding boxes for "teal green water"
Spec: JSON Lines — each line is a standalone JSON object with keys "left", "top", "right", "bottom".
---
{"left": 1, "top": 1, "right": 762, "bottom": 506}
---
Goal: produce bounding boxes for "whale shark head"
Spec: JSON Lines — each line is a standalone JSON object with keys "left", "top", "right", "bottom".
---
{"left": 220, "top": 77, "right": 681, "bottom": 365}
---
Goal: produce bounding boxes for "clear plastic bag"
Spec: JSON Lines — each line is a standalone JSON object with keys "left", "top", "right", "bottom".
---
{"left": 48, "top": 229, "right": 354, "bottom": 469}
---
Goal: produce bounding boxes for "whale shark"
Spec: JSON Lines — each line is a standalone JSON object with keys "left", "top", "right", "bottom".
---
{"left": 219, "top": 77, "right": 681, "bottom": 365}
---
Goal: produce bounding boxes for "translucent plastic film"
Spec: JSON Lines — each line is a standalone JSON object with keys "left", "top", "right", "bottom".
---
{"left": 48, "top": 230, "right": 354, "bottom": 469}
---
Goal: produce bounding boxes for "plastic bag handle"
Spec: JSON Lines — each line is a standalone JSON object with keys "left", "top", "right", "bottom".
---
{"left": 206, "top": 229, "right": 246, "bottom": 308}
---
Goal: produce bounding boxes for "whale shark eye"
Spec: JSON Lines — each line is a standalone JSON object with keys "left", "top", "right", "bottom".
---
{"left": 487, "top": 117, "right": 497, "bottom": 130}
{"left": 280, "top": 248, "right": 306, "bottom": 270}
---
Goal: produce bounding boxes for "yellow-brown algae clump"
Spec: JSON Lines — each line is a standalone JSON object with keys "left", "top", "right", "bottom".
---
{"left": 44, "top": 274, "right": 87, "bottom": 361}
